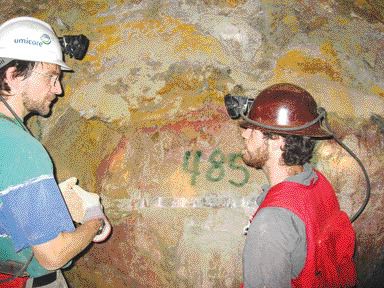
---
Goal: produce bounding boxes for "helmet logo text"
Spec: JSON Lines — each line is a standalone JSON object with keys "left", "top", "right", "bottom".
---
{"left": 14, "top": 35, "right": 51, "bottom": 47}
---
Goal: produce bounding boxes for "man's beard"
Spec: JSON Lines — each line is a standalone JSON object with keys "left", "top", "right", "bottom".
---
{"left": 241, "top": 144, "right": 268, "bottom": 169}
{"left": 22, "top": 93, "right": 52, "bottom": 116}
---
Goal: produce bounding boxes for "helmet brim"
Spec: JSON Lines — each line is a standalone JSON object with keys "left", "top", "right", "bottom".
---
{"left": 53, "top": 60, "right": 72, "bottom": 71}
{"left": 239, "top": 120, "right": 333, "bottom": 139}
{"left": 0, "top": 49, "right": 72, "bottom": 71}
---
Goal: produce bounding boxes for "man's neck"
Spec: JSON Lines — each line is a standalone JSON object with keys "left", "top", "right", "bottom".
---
{"left": 0, "top": 95, "right": 26, "bottom": 120}
{"left": 263, "top": 159, "right": 304, "bottom": 187}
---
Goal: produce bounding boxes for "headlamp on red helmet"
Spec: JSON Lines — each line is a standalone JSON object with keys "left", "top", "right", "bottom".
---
{"left": 224, "top": 82, "right": 370, "bottom": 223}
{"left": 225, "top": 83, "right": 331, "bottom": 138}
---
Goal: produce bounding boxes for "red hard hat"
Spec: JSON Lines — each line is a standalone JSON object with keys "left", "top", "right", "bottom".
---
{"left": 240, "top": 83, "right": 331, "bottom": 138}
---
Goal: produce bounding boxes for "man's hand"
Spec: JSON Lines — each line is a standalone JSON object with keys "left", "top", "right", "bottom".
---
{"left": 59, "top": 178, "right": 112, "bottom": 242}
{"left": 59, "top": 177, "right": 84, "bottom": 223}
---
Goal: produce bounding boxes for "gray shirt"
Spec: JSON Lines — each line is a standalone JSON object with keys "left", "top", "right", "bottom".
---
{"left": 243, "top": 164, "right": 317, "bottom": 288}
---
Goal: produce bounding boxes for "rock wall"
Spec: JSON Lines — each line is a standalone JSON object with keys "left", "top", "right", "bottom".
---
{"left": 1, "top": 0, "right": 384, "bottom": 287}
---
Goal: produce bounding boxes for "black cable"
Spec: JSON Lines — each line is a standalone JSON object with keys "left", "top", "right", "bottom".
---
{"left": 321, "top": 109, "right": 371, "bottom": 223}
{"left": 240, "top": 109, "right": 326, "bottom": 132}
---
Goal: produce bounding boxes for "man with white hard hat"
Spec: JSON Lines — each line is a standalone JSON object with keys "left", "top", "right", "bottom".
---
{"left": 0, "top": 17, "right": 111, "bottom": 287}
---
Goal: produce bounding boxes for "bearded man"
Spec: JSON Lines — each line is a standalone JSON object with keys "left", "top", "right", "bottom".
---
{"left": 237, "top": 83, "right": 356, "bottom": 288}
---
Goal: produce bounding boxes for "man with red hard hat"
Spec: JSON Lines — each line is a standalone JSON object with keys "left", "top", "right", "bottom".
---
{"left": 228, "top": 83, "right": 356, "bottom": 287}
{"left": 0, "top": 17, "right": 111, "bottom": 287}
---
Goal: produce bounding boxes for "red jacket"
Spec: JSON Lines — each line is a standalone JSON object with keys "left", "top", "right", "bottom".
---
{"left": 0, "top": 274, "right": 28, "bottom": 288}
{"left": 256, "top": 170, "right": 356, "bottom": 287}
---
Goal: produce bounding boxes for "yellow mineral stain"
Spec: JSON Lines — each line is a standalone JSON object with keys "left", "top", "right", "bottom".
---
{"left": 84, "top": 0, "right": 109, "bottom": 16}
{"left": 64, "top": 85, "right": 72, "bottom": 97}
{"left": 95, "top": 22, "right": 119, "bottom": 35}
{"left": 58, "top": 84, "right": 74, "bottom": 107}
{"left": 283, "top": 15, "right": 299, "bottom": 33}
{"left": 157, "top": 74, "right": 199, "bottom": 95}
{"left": 354, "top": 43, "right": 363, "bottom": 54}
{"left": 274, "top": 50, "right": 342, "bottom": 82}
{"left": 320, "top": 41, "right": 338, "bottom": 59}
{"left": 130, "top": 105, "right": 174, "bottom": 128}
{"left": 337, "top": 16, "right": 350, "bottom": 25}
{"left": 354, "top": 0, "right": 368, "bottom": 7}
{"left": 74, "top": 15, "right": 228, "bottom": 73}
{"left": 96, "top": 34, "right": 122, "bottom": 54}
{"left": 308, "top": 17, "right": 328, "bottom": 30}
{"left": 87, "top": 23, "right": 122, "bottom": 69}
{"left": 273, "top": 51, "right": 354, "bottom": 117}
{"left": 128, "top": 65, "right": 227, "bottom": 128}
{"left": 165, "top": 17, "right": 224, "bottom": 57}
{"left": 32, "top": 10, "right": 49, "bottom": 20}
{"left": 74, "top": 121, "right": 104, "bottom": 155}
{"left": 47, "top": 118, "right": 114, "bottom": 190}
{"left": 123, "top": 16, "right": 226, "bottom": 60}
{"left": 260, "top": 0, "right": 289, "bottom": 4}
{"left": 226, "top": 0, "right": 245, "bottom": 7}
{"left": 371, "top": 85, "right": 384, "bottom": 98}
{"left": 56, "top": 13, "right": 229, "bottom": 128}
{"left": 124, "top": 19, "right": 165, "bottom": 37}
{"left": 169, "top": 18, "right": 196, "bottom": 35}
{"left": 321, "top": 85, "right": 355, "bottom": 117}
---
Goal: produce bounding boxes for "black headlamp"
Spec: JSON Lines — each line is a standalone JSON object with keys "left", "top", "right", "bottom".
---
{"left": 223, "top": 92, "right": 370, "bottom": 224}
{"left": 224, "top": 94, "right": 254, "bottom": 120}
{"left": 58, "top": 35, "right": 89, "bottom": 60}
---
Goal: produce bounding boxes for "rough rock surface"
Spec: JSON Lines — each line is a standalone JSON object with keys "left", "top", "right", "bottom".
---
{"left": 1, "top": 0, "right": 383, "bottom": 287}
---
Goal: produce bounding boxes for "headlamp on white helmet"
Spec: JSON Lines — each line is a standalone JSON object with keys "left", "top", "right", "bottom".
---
{"left": 0, "top": 16, "right": 89, "bottom": 70}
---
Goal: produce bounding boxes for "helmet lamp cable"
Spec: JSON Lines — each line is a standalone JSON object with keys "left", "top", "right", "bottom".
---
{"left": 240, "top": 109, "right": 326, "bottom": 132}
{"left": 321, "top": 109, "right": 371, "bottom": 223}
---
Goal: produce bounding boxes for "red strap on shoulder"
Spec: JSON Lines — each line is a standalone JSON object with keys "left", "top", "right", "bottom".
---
{"left": 0, "top": 273, "right": 28, "bottom": 288}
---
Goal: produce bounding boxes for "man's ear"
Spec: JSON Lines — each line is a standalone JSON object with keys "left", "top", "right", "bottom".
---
{"left": 269, "top": 134, "right": 285, "bottom": 151}
{"left": 0, "top": 68, "right": 14, "bottom": 96}
{"left": 3, "top": 67, "right": 22, "bottom": 95}
{"left": 5, "top": 66, "right": 18, "bottom": 80}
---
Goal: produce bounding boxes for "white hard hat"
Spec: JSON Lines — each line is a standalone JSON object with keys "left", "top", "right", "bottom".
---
{"left": 0, "top": 16, "right": 71, "bottom": 70}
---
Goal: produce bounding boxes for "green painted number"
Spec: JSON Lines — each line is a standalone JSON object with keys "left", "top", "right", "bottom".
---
{"left": 183, "top": 150, "right": 249, "bottom": 187}
{"left": 228, "top": 153, "right": 250, "bottom": 187}
{"left": 206, "top": 149, "right": 225, "bottom": 182}
{"left": 183, "top": 150, "right": 202, "bottom": 185}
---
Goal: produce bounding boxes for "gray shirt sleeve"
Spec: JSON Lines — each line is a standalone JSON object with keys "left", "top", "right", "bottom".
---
{"left": 243, "top": 207, "right": 306, "bottom": 288}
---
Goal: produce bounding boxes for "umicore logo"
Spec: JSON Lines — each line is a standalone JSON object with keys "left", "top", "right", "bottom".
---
{"left": 14, "top": 38, "right": 43, "bottom": 47}
{"left": 40, "top": 34, "right": 51, "bottom": 44}
{"left": 14, "top": 35, "right": 51, "bottom": 47}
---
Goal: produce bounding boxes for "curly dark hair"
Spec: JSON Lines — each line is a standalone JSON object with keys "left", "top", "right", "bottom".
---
{"left": 282, "top": 135, "right": 316, "bottom": 165}
{"left": 0, "top": 60, "right": 37, "bottom": 94}
{"left": 264, "top": 133, "right": 316, "bottom": 165}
